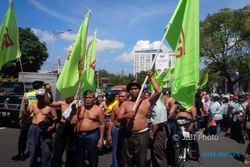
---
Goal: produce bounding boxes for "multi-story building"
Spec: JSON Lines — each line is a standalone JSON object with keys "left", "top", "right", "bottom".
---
{"left": 133, "top": 49, "right": 175, "bottom": 75}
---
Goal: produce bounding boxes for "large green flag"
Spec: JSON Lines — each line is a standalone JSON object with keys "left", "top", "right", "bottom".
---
{"left": 82, "top": 31, "right": 97, "bottom": 92}
{"left": 56, "top": 12, "right": 90, "bottom": 99}
{"left": 166, "top": 0, "right": 199, "bottom": 109}
{"left": 0, "top": 2, "right": 21, "bottom": 71}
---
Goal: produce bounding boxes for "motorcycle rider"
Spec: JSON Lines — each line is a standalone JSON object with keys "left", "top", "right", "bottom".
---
{"left": 169, "top": 101, "right": 202, "bottom": 163}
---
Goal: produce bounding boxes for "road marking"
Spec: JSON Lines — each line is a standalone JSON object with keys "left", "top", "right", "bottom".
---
{"left": 0, "top": 127, "right": 6, "bottom": 130}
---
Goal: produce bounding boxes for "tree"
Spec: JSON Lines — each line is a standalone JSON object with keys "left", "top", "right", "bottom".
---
{"left": 201, "top": 6, "right": 250, "bottom": 93}
{"left": 1, "top": 28, "right": 48, "bottom": 77}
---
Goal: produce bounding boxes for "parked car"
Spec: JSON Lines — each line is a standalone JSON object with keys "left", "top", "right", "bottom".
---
{"left": 0, "top": 82, "right": 32, "bottom": 126}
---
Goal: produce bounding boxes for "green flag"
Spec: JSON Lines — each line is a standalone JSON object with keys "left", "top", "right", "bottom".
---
{"left": 82, "top": 31, "right": 97, "bottom": 92}
{"left": 155, "top": 67, "right": 175, "bottom": 88}
{"left": 200, "top": 71, "right": 209, "bottom": 89}
{"left": 0, "top": 2, "right": 21, "bottom": 71}
{"left": 56, "top": 12, "right": 90, "bottom": 99}
{"left": 166, "top": 0, "right": 199, "bottom": 109}
{"left": 149, "top": 67, "right": 174, "bottom": 92}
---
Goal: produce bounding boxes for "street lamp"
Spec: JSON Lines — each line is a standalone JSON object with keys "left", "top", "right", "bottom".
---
{"left": 51, "top": 29, "right": 72, "bottom": 68}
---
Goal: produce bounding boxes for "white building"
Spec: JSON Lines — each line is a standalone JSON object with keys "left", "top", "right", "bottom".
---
{"left": 133, "top": 49, "right": 175, "bottom": 75}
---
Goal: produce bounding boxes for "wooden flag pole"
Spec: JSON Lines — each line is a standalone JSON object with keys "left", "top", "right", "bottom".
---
{"left": 18, "top": 57, "right": 27, "bottom": 94}
{"left": 132, "top": 24, "right": 171, "bottom": 112}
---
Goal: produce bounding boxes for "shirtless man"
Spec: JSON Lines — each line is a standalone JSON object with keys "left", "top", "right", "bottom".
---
{"left": 107, "top": 90, "right": 127, "bottom": 167}
{"left": 27, "top": 88, "right": 57, "bottom": 167}
{"left": 71, "top": 90, "right": 105, "bottom": 167}
{"left": 50, "top": 96, "right": 75, "bottom": 167}
{"left": 169, "top": 102, "right": 201, "bottom": 163}
{"left": 117, "top": 70, "right": 161, "bottom": 167}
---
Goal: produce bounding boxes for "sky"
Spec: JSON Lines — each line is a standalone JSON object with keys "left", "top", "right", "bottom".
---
{"left": 0, "top": 0, "right": 249, "bottom": 74}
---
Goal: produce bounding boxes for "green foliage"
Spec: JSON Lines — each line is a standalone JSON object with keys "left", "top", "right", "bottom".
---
{"left": 1, "top": 28, "right": 48, "bottom": 77}
{"left": 96, "top": 69, "right": 149, "bottom": 86}
{"left": 201, "top": 6, "right": 250, "bottom": 92}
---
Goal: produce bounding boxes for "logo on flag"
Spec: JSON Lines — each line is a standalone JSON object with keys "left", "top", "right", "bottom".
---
{"left": 90, "top": 60, "right": 96, "bottom": 70}
{"left": 176, "top": 28, "right": 185, "bottom": 58}
{"left": 1, "top": 28, "right": 14, "bottom": 49}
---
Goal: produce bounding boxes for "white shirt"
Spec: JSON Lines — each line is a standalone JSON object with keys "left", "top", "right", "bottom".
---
{"left": 149, "top": 93, "right": 167, "bottom": 125}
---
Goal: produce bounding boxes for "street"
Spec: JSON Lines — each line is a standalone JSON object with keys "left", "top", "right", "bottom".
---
{"left": 0, "top": 126, "right": 248, "bottom": 167}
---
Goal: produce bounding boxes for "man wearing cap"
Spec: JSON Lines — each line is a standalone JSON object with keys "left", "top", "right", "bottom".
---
{"left": 27, "top": 88, "right": 57, "bottom": 167}
{"left": 12, "top": 80, "right": 44, "bottom": 161}
{"left": 118, "top": 70, "right": 161, "bottom": 167}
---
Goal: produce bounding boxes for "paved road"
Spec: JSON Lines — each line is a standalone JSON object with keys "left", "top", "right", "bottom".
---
{"left": 0, "top": 126, "right": 248, "bottom": 167}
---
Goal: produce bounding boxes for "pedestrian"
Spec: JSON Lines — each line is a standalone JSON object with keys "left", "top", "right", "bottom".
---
{"left": 221, "top": 97, "right": 229, "bottom": 132}
{"left": 28, "top": 88, "right": 57, "bottom": 167}
{"left": 150, "top": 92, "right": 169, "bottom": 167}
{"left": 107, "top": 90, "right": 127, "bottom": 167}
{"left": 11, "top": 80, "right": 44, "bottom": 161}
{"left": 209, "top": 95, "right": 222, "bottom": 135}
{"left": 50, "top": 96, "right": 75, "bottom": 167}
{"left": 195, "top": 91, "right": 204, "bottom": 131}
{"left": 244, "top": 102, "right": 250, "bottom": 164}
{"left": 231, "top": 94, "right": 248, "bottom": 143}
{"left": 117, "top": 69, "right": 161, "bottom": 167}
{"left": 71, "top": 90, "right": 105, "bottom": 167}
{"left": 202, "top": 94, "right": 210, "bottom": 135}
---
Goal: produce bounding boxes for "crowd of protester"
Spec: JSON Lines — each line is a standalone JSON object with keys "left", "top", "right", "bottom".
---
{"left": 10, "top": 73, "right": 250, "bottom": 167}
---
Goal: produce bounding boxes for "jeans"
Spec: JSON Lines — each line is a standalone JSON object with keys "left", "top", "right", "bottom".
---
{"left": 112, "top": 126, "right": 125, "bottom": 167}
{"left": 73, "top": 129, "right": 99, "bottom": 167}
{"left": 215, "top": 120, "right": 223, "bottom": 135}
{"left": 28, "top": 125, "right": 52, "bottom": 167}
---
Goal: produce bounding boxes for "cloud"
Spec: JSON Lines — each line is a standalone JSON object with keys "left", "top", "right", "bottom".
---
{"left": 60, "top": 32, "right": 76, "bottom": 41}
{"left": 115, "top": 52, "right": 133, "bottom": 62}
{"left": 132, "top": 40, "right": 170, "bottom": 51}
{"left": 116, "top": 40, "right": 171, "bottom": 62}
{"left": 96, "top": 39, "right": 124, "bottom": 52}
{"left": 64, "top": 37, "right": 125, "bottom": 52}
{"left": 28, "top": 0, "right": 79, "bottom": 24}
{"left": 31, "top": 28, "right": 53, "bottom": 43}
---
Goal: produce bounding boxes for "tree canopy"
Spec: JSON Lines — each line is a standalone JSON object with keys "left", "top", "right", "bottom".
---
{"left": 1, "top": 28, "right": 48, "bottom": 77}
{"left": 201, "top": 5, "right": 250, "bottom": 92}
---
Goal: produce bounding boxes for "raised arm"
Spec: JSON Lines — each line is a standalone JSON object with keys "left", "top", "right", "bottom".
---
{"left": 148, "top": 69, "right": 161, "bottom": 105}
{"left": 49, "top": 101, "right": 63, "bottom": 108}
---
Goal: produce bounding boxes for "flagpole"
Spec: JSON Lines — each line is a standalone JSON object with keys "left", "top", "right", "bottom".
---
{"left": 132, "top": 24, "right": 171, "bottom": 112}
{"left": 18, "top": 58, "right": 27, "bottom": 94}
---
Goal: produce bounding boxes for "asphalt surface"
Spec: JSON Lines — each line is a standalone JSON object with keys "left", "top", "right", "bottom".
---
{"left": 0, "top": 126, "right": 248, "bottom": 167}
